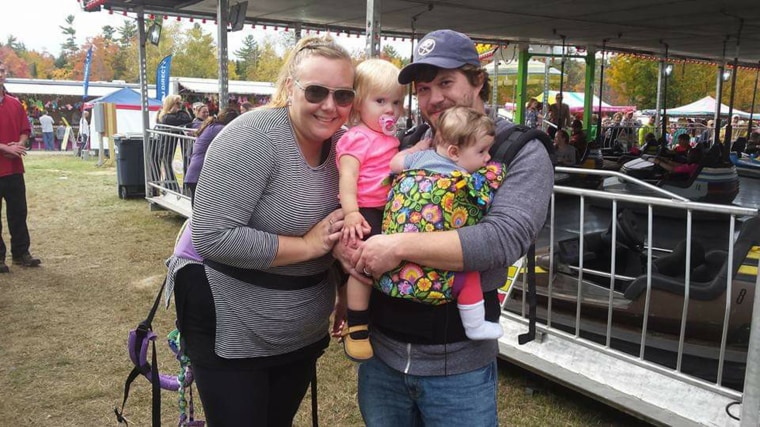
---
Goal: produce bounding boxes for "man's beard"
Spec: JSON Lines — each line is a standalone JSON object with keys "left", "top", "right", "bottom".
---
{"left": 423, "top": 92, "right": 474, "bottom": 130}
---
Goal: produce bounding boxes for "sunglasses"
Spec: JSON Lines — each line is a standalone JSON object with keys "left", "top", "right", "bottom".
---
{"left": 293, "top": 79, "right": 355, "bottom": 107}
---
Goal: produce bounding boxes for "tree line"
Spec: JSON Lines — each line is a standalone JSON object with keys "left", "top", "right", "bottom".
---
{"left": 0, "top": 15, "right": 757, "bottom": 112}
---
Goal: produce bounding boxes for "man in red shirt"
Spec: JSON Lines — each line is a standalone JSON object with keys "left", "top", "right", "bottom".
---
{"left": 0, "top": 59, "right": 41, "bottom": 273}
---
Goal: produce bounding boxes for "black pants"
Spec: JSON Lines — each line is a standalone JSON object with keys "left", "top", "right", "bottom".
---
{"left": 174, "top": 264, "right": 322, "bottom": 427}
{"left": 0, "top": 174, "right": 31, "bottom": 260}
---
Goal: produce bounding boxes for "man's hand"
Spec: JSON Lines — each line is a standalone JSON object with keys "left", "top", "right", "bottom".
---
{"left": 2, "top": 142, "right": 27, "bottom": 159}
{"left": 333, "top": 240, "right": 372, "bottom": 285}
{"left": 352, "top": 234, "right": 403, "bottom": 280}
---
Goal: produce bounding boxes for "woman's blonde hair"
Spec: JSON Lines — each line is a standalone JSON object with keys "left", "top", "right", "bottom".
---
{"left": 158, "top": 94, "right": 182, "bottom": 122}
{"left": 267, "top": 35, "right": 353, "bottom": 108}
{"left": 192, "top": 102, "right": 206, "bottom": 114}
{"left": 349, "top": 59, "right": 405, "bottom": 125}
{"left": 433, "top": 106, "right": 495, "bottom": 148}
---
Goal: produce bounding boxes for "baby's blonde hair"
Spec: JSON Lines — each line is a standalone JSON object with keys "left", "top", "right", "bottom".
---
{"left": 433, "top": 106, "right": 495, "bottom": 148}
{"left": 349, "top": 59, "right": 405, "bottom": 125}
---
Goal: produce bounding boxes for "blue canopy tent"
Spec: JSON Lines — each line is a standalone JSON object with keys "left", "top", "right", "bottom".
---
{"left": 84, "top": 87, "right": 161, "bottom": 136}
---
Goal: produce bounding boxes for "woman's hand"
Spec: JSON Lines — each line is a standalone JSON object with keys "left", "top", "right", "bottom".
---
{"left": 303, "top": 209, "right": 344, "bottom": 258}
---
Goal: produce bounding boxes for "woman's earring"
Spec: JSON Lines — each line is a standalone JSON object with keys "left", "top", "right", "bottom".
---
{"left": 286, "top": 97, "right": 292, "bottom": 106}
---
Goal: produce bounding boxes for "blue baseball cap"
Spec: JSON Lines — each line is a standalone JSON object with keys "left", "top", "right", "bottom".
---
{"left": 398, "top": 29, "right": 481, "bottom": 84}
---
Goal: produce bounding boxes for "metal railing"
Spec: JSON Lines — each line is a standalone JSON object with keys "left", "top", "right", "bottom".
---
{"left": 142, "top": 125, "right": 196, "bottom": 217}
{"left": 145, "top": 125, "right": 196, "bottom": 197}
{"left": 502, "top": 167, "right": 759, "bottom": 424}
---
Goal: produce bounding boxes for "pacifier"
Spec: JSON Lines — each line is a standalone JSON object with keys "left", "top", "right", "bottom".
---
{"left": 379, "top": 114, "right": 397, "bottom": 136}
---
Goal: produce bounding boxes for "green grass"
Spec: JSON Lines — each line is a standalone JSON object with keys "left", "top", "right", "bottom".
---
{"left": 0, "top": 153, "right": 649, "bottom": 426}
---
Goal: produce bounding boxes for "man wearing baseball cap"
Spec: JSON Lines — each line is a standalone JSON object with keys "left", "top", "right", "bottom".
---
{"left": 351, "top": 29, "right": 554, "bottom": 425}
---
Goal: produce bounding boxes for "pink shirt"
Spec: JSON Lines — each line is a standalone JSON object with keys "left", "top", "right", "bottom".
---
{"left": 336, "top": 126, "right": 399, "bottom": 208}
{"left": 673, "top": 163, "right": 699, "bottom": 176}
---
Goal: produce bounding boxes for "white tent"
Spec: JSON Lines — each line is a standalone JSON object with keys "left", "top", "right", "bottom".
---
{"left": 663, "top": 96, "right": 754, "bottom": 118}
{"left": 84, "top": 88, "right": 161, "bottom": 150}
{"left": 535, "top": 90, "right": 636, "bottom": 114}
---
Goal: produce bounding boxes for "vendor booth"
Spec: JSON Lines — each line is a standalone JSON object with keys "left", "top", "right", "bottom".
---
{"left": 535, "top": 90, "right": 636, "bottom": 114}
{"left": 84, "top": 87, "right": 161, "bottom": 151}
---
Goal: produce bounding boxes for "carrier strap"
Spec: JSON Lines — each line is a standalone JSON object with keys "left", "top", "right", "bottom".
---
{"left": 115, "top": 279, "right": 166, "bottom": 426}
{"left": 518, "top": 243, "right": 538, "bottom": 344}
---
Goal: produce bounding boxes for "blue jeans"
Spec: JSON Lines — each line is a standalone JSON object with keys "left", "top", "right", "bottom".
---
{"left": 42, "top": 132, "right": 54, "bottom": 150}
{"left": 358, "top": 357, "right": 498, "bottom": 427}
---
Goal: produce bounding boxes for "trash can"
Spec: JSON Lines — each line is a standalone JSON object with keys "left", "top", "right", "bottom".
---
{"left": 114, "top": 134, "right": 146, "bottom": 199}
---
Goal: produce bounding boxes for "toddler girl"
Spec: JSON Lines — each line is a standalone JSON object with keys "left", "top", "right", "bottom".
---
{"left": 336, "top": 59, "right": 406, "bottom": 361}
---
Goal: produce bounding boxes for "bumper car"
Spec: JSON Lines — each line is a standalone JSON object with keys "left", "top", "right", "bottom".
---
{"left": 554, "top": 146, "right": 608, "bottom": 189}
{"left": 601, "top": 153, "right": 740, "bottom": 205}
{"left": 729, "top": 152, "right": 760, "bottom": 179}
{"left": 503, "top": 211, "right": 759, "bottom": 388}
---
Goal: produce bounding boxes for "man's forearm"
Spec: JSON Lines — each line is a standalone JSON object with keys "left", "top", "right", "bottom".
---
{"left": 392, "top": 230, "right": 464, "bottom": 271}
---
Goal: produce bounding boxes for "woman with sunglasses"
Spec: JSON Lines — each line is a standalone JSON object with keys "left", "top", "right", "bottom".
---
{"left": 166, "top": 35, "right": 353, "bottom": 427}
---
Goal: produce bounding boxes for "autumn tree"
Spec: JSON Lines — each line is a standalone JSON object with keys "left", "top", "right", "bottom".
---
{"left": 107, "top": 20, "right": 137, "bottom": 81}
{"left": 102, "top": 25, "right": 117, "bottom": 43}
{"left": 606, "top": 55, "right": 660, "bottom": 108}
{"left": 0, "top": 46, "right": 30, "bottom": 78}
{"left": 120, "top": 20, "right": 179, "bottom": 83}
{"left": 234, "top": 35, "right": 260, "bottom": 77}
{"left": 60, "top": 15, "right": 78, "bottom": 57}
{"left": 67, "top": 36, "right": 122, "bottom": 82}
{"left": 247, "top": 37, "right": 284, "bottom": 82}
{"left": 381, "top": 45, "right": 404, "bottom": 69}
{"left": 4, "top": 35, "right": 25, "bottom": 53}
{"left": 20, "top": 51, "right": 56, "bottom": 79}
{"left": 171, "top": 23, "right": 219, "bottom": 78}
{"left": 118, "top": 20, "right": 138, "bottom": 45}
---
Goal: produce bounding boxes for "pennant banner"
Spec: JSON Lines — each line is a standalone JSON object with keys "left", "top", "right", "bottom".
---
{"left": 156, "top": 54, "right": 173, "bottom": 102}
{"left": 83, "top": 46, "right": 93, "bottom": 99}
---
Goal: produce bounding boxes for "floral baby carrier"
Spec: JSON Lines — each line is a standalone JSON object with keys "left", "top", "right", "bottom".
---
{"left": 376, "top": 162, "right": 506, "bottom": 305}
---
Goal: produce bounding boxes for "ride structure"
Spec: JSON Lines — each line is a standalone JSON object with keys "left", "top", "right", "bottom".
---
{"left": 509, "top": 209, "right": 759, "bottom": 390}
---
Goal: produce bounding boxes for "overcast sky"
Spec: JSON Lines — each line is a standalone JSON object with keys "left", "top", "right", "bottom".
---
{"left": 3, "top": 0, "right": 407, "bottom": 59}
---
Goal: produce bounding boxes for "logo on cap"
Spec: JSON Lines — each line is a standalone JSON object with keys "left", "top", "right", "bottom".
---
{"left": 417, "top": 38, "right": 436, "bottom": 57}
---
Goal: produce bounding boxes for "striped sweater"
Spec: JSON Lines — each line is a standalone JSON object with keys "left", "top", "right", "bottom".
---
{"left": 185, "top": 107, "right": 342, "bottom": 358}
